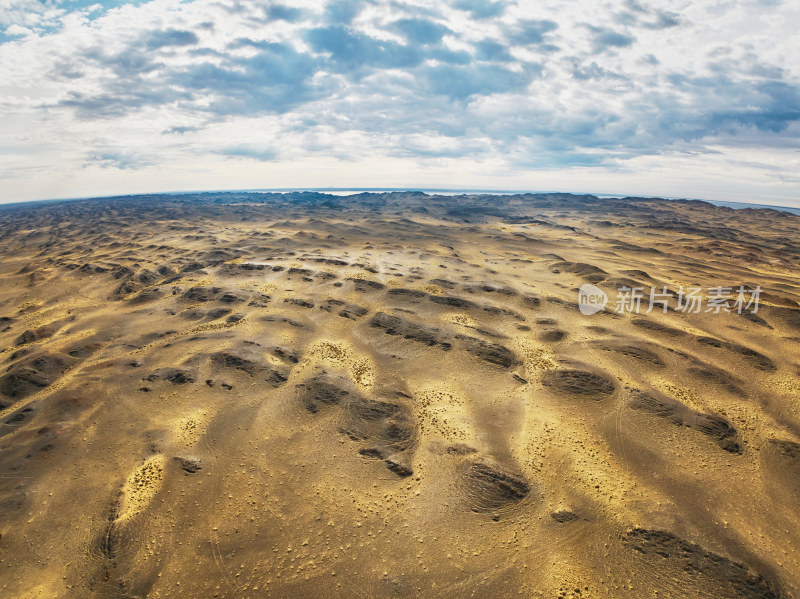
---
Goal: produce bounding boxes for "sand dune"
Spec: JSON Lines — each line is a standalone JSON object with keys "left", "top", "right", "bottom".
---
{"left": 0, "top": 191, "right": 798, "bottom": 598}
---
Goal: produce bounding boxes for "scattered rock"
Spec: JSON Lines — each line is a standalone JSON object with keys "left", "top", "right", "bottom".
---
{"left": 551, "top": 511, "right": 580, "bottom": 523}
{"left": 446, "top": 444, "right": 478, "bottom": 455}
{"left": 174, "top": 457, "right": 202, "bottom": 474}
{"left": 143, "top": 369, "right": 195, "bottom": 384}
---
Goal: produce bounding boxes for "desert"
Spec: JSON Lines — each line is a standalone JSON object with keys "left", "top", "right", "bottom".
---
{"left": 1, "top": 191, "right": 799, "bottom": 598}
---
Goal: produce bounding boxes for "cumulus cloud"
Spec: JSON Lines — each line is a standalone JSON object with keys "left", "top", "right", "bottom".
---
{"left": 305, "top": 25, "right": 423, "bottom": 70}
{"left": 163, "top": 125, "right": 203, "bottom": 135}
{"left": 173, "top": 40, "right": 321, "bottom": 114}
{"left": 324, "top": 0, "right": 366, "bottom": 24}
{"left": 145, "top": 29, "right": 200, "bottom": 50}
{"left": 0, "top": 0, "right": 799, "bottom": 204}
{"left": 5, "top": 23, "right": 32, "bottom": 36}
{"left": 508, "top": 19, "right": 559, "bottom": 45}
{"left": 85, "top": 150, "right": 153, "bottom": 170}
{"left": 265, "top": 3, "right": 306, "bottom": 22}
{"left": 473, "top": 39, "right": 513, "bottom": 61}
{"left": 587, "top": 25, "right": 636, "bottom": 51}
{"left": 451, "top": 0, "right": 505, "bottom": 20}
{"left": 392, "top": 17, "right": 451, "bottom": 44}
{"left": 218, "top": 146, "right": 277, "bottom": 161}
{"left": 421, "top": 63, "right": 535, "bottom": 101}
{"left": 615, "top": 0, "right": 680, "bottom": 30}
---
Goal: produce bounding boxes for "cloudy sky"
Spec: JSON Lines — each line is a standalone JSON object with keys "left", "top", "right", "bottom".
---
{"left": 1, "top": 0, "right": 799, "bottom": 206}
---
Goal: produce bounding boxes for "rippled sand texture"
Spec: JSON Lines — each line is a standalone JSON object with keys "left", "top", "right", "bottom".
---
{"left": 1, "top": 192, "right": 799, "bottom": 598}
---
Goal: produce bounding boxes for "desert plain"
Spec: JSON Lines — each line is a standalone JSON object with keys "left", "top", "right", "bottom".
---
{"left": 0, "top": 191, "right": 799, "bottom": 598}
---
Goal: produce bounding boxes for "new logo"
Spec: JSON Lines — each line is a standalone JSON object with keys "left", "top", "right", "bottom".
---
{"left": 578, "top": 284, "right": 608, "bottom": 315}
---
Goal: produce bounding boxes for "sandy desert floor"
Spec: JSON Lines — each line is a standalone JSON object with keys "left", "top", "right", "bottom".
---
{"left": 1, "top": 191, "right": 799, "bottom": 598}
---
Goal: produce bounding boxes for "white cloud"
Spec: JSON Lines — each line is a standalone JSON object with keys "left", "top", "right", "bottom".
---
{"left": 0, "top": 0, "right": 798, "bottom": 205}
{"left": 5, "top": 23, "right": 32, "bottom": 35}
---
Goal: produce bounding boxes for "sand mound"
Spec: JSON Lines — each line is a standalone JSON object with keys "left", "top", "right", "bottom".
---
{"left": 542, "top": 369, "right": 617, "bottom": 399}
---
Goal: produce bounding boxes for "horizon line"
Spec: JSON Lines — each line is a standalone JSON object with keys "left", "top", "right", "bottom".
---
{"left": 2, "top": 187, "right": 799, "bottom": 215}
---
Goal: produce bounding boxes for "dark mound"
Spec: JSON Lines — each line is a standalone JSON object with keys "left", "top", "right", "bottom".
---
{"left": 429, "top": 278, "right": 456, "bottom": 289}
{"left": 137, "top": 268, "right": 160, "bottom": 285}
{"left": 0, "top": 368, "right": 49, "bottom": 400}
{"left": 384, "top": 460, "right": 413, "bottom": 477}
{"left": 629, "top": 390, "right": 685, "bottom": 425}
{"left": 296, "top": 377, "right": 350, "bottom": 413}
{"left": 687, "top": 364, "right": 744, "bottom": 395}
{"left": 210, "top": 352, "right": 288, "bottom": 386}
{"left": 219, "top": 291, "right": 245, "bottom": 303}
{"left": 463, "top": 460, "right": 532, "bottom": 514}
{"left": 210, "top": 352, "right": 261, "bottom": 375}
{"left": 181, "top": 286, "right": 222, "bottom": 302}
{"left": 428, "top": 295, "right": 479, "bottom": 310}
{"left": 285, "top": 298, "right": 315, "bottom": 309}
{"left": 4, "top": 406, "right": 34, "bottom": 426}
{"left": 598, "top": 343, "right": 664, "bottom": 366}
{"left": 696, "top": 337, "right": 777, "bottom": 372}
{"left": 369, "top": 312, "right": 451, "bottom": 349}
{"left": 0, "top": 352, "right": 75, "bottom": 403}
{"left": 269, "top": 346, "right": 301, "bottom": 364}
{"left": 206, "top": 308, "right": 231, "bottom": 319}
{"left": 343, "top": 395, "right": 417, "bottom": 474}
{"left": 66, "top": 342, "right": 105, "bottom": 358}
{"left": 347, "top": 278, "right": 386, "bottom": 292}
{"left": 770, "top": 307, "right": 800, "bottom": 331}
{"left": 542, "top": 369, "right": 616, "bottom": 399}
{"left": 549, "top": 261, "right": 607, "bottom": 283}
{"left": 540, "top": 330, "right": 567, "bottom": 342}
{"left": 624, "top": 529, "right": 782, "bottom": 598}
{"left": 464, "top": 284, "right": 517, "bottom": 296}
{"left": 522, "top": 294, "right": 541, "bottom": 308}
{"left": 629, "top": 390, "right": 742, "bottom": 454}
{"left": 129, "top": 288, "right": 164, "bottom": 304}
{"left": 14, "top": 323, "right": 61, "bottom": 346}
{"left": 320, "top": 300, "right": 368, "bottom": 320}
{"left": 454, "top": 335, "right": 517, "bottom": 368}
{"left": 551, "top": 511, "right": 580, "bottom": 523}
{"left": 770, "top": 439, "right": 800, "bottom": 459}
{"left": 261, "top": 315, "right": 310, "bottom": 329}
{"left": 631, "top": 318, "right": 686, "bottom": 336}
{"left": 388, "top": 288, "right": 428, "bottom": 299}
{"left": 219, "top": 263, "right": 266, "bottom": 275}
{"left": 297, "top": 378, "right": 417, "bottom": 476}
{"left": 694, "top": 413, "right": 742, "bottom": 454}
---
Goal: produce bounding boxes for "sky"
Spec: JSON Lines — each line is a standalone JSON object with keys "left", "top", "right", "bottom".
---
{"left": 0, "top": 0, "right": 799, "bottom": 206}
